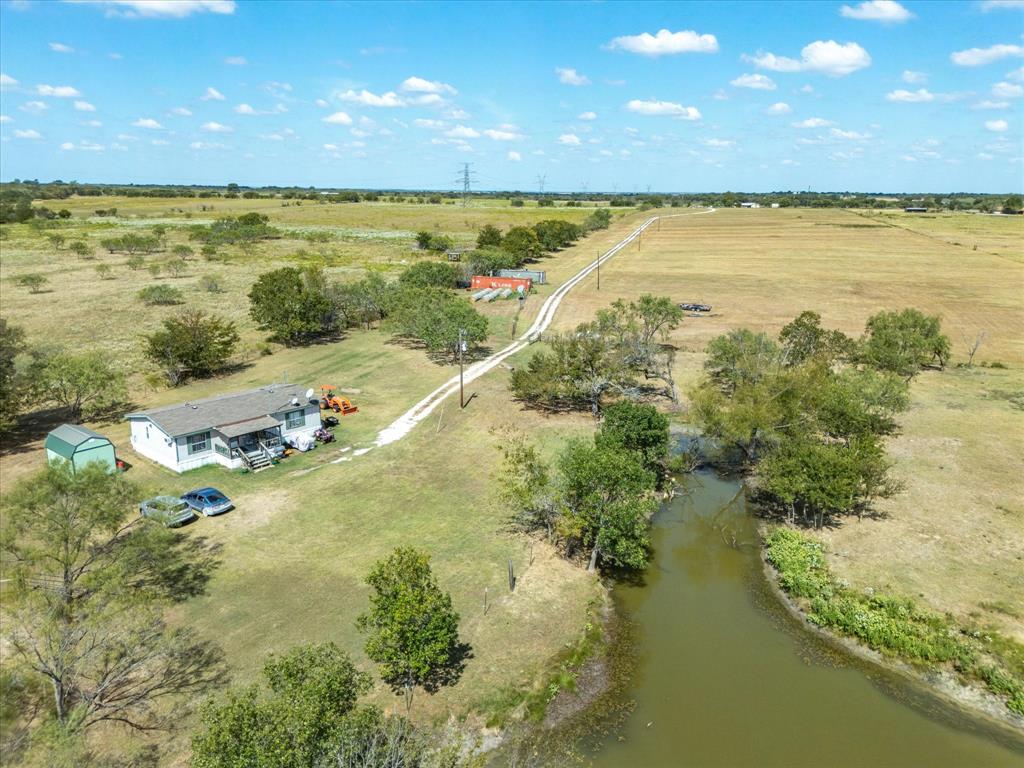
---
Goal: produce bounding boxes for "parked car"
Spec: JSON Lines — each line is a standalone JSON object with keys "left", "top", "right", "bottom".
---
{"left": 181, "top": 487, "right": 233, "bottom": 516}
{"left": 139, "top": 495, "right": 197, "bottom": 527}
{"left": 678, "top": 302, "right": 712, "bottom": 312}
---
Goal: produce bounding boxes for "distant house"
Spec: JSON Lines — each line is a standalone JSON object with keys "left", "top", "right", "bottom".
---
{"left": 740, "top": 201, "right": 760, "bottom": 208}
{"left": 125, "top": 383, "right": 320, "bottom": 473}
{"left": 45, "top": 424, "right": 117, "bottom": 473}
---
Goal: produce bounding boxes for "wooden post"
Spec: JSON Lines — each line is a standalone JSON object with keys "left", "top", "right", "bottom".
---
{"left": 508, "top": 559, "right": 515, "bottom": 591}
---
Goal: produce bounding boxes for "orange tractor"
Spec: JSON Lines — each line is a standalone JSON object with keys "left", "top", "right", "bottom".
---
{"left": 318, "top": 384, "right": 358, "bottom": 416}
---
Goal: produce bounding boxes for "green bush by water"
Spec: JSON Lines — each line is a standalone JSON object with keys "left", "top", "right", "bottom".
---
{"left": 764, "top": 527, "right": 1024, "bottom": 717}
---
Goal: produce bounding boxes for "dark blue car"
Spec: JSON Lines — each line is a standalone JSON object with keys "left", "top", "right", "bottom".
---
{"left": 181, "top": 487, "right": 233, "bottom": 516}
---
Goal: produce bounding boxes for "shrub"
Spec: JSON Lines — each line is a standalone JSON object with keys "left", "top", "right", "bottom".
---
{"left": 399, "top": 261, "right": 460, "bottom": 289}
{"left": 94, "top": 263, "right": 113, "bottom": 280}
{"left": 126, "top": 255, "right": 145, "bottom": 270}
{"left": 199, "top": 274, "right": 225, "bottom": 293}
{"left": 510, "top": 198, "right": 525, "bottom": 207}
{"left": 137, "top": 284, "right": 184, "bottom": 305}
{"left": 16, "top": 274, "right": 48, "bottom": 293}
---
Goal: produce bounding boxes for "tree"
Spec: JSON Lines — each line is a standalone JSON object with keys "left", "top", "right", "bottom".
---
{"left": 68, "top": 240, "right": 92, "bottom": 259}
{"left": 596, "top": 401, "right": 670, "bottom": 480}
{"left": 779, "top": 310, "right": 853, "bottom": 366}
{"left": 17, "top": 273, "right": 48, "bottom": 293}
{"left": 0, "top": 318, "right": 27, "bottom": 434}
{"left": 94, "top": 263, "right": 113, "bottom": 280}
{"left": 476, "top": 224, "right": 503, "bottom": 249}
{"left": 191, "top": 643, "right": 372, "bottom": 768}
{"left": 335, "top": 273, "right": 392, "bottom": 330}
{"left": 164, "top": 257, "right": 188, "bottom": 278}
{"left": 357, "top": 548, "right": 463, "bottom": 712}
{"left": 497, "top": 433, "right": 559, "bottom": 538}
{"left": 249, "top": 266, "right": 335, "bottom": 344}
{"left": 138, "top": 284, "right": 184, "bottom": 305}
{"left": 399, "top": 261, "right": 460, "bottom": 290}
{"left": 172, "top": 244, "right": 195, "bottom": 260}
{"left": 415, "top": 231, "right": 433, "bottom": 250}
{"left": 30, "top": 350, "right": 126, "bottom": 419}
{"left": 1001, "top": 195, "right": 1022, "bottom": 214}
{"left": 388, "top": 288, "right": 488, "bottom": 361}
{"left": 703, "top": 329, "right": 780, "bottom": 395}
{"left": 859, "top": 308, "right": 950, "bottom": 378}
{"left": 532, "top": 220, "right": 580, "bottom": 251}
{"left": 144, "top": 311, "right": 239, "bottom": 386}
{"left": 46, "top": 233, "right": 66, "bottom": 250}
{"left": 558, "top": 440, "right": 656, "bottom": 571}
{"left": 1, "top": 463, "right": 223, "bottom": 735}
{"left": 500, "top": 226, "right": 542, "bottom": 263}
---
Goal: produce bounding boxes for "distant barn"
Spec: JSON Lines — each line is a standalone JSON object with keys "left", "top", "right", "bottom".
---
{"left": 904, "top": 207, "right": 928, "bottom": 213}
{"left": 45, "top": 424, "right": 117, "bottom": 473}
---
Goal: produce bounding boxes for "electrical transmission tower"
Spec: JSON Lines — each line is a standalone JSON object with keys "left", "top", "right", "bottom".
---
{"left": 455, "top": 162, "right": 476, "bottom": 207}
{"left": 536, "top": 173, "right": 546, "bottom": 195}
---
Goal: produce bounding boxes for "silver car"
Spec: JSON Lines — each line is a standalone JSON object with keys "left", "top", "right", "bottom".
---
{"left": 139, "top": 495, "right": 197, "bottom": 527}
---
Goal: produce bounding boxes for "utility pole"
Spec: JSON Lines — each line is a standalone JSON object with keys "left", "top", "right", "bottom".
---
{"left": 455, "top": 163, "right": 475, "bottom": 207}
{"left": 458, "top": 328, "right": 467, "bottom": 408}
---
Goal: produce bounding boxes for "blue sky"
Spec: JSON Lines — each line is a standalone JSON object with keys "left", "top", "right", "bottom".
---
{"left": 1, "top": 0, "right": 1022, "bottom": 192}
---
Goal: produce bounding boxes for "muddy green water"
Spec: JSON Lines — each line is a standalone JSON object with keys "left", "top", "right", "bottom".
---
{"left": 580, "top": 470, "right": 1024, "bottom": 768}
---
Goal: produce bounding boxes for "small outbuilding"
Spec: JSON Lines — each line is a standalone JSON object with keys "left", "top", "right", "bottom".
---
{"left": 44, "top": 424, "right": 118, "bottom": 473}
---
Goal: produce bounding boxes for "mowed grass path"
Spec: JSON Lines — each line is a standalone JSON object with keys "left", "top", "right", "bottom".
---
{"left": 555, "top": 206, "right": 1024, "bottom": 641}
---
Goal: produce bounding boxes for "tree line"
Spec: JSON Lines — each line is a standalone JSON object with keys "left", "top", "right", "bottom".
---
{"left": 691, "top": 308, "right": 949, "bottom": 528}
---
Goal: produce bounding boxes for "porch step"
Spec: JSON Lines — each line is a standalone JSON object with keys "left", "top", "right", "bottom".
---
{"left": 244, "top": 452, "right": 273, "bottom": 472}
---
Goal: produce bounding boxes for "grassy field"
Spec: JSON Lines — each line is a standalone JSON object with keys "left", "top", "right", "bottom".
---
{"left": 556, "top": 206, "right": 1024, "bottom": 643}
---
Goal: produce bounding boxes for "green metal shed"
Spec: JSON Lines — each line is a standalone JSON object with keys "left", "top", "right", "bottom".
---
{"left": 44, "top": 424, "right": 117, "bottom": 473}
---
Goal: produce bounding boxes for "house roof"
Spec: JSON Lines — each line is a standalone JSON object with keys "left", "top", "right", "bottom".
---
{"left": 125, "top": 384, "right": 313, "bottom": 438}
{"left": 44, "top": 424, "right": 112, "bottom": 458}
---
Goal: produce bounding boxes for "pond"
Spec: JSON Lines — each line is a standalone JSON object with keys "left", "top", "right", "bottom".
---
{"left": 569, "top": 468, "right": 1024, "bottom": 767}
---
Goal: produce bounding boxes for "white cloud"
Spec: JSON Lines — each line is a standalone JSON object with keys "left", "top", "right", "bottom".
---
{"left": 973, "top": 99, "right": 1010, "bottom": 109}
{"left": 315, "top": 98, "right": 329, "bottom": 108}
{"left": 0, "top": 115, "right": 10, "bottom": 123}
{"left": 201, "top": 86, "right": 226, "bottom": 101}
{"left": 766, "top": 102, "right": 792, "bottom": 115}
{"left": 409, "top": 93, "right": 444, "bottom": 106}
{"left": 626, "top": 99, "right": 701, "bottom": 119}
{"left": 445, "top": 124, "right": 479, "bottom": 138}
{"left": 792, "top": 117, "right": 833, "bottom": 127}
{"left": 323, "top": 143, "right": 338, "bottom": 151}
{"left": 555, "top": 67, "right": 590, "bottom": 86}
{"left": 20, "top": 101, "right": 47, "bottom": 113}
{"left": 322, "top": 111, "right": 352, "bottom": 125}
{"left": 578, "top": 111, "right": 598, "bottom": 121}
{"left": 201, "top": 121, "right": 232, "bottom": 132}
{"left": 400, "top": 76, "right": 456, "bottom": 95}
{"left": 151, "top": 138, "right": 169, "bottom": 145}
{"left": 14, "top": 129, "right": 42, "bottom": 139}
{"left": 980, "top": 0, "right": 1024, "bottom": 9}
{"left": 839, "top": 1, "right": 913, "bottom": 23}
{"left": 951, "top": 44, "right": 1024, "bottom": 67}
{"left": 60, "top": 140, "right": 104, "bottom": 151}
{"left": 413, "top": 118, "right": 445, "bottom": 129}
{"left": 992, "top": 81, "right": 1024, "bottom": 98}
{"left": 83, "top": 119, "right": 101, "bottom": 126}
{"left": 37, "top": 84, "right": 81, "bottom": 98}
{"left": 744, "top": 40, "right": 872, "bottom": 77}
{"left": 731, "top": 73, "right": 777, "bottom": 90}
{"left": 484, "top": 128, "right": 521, "bottom": 140}
{"left": 338, "top": 89, "right": 404, "bottom": 107}
{"left": 49, "top": 42, "right": 75, "bottom": 53}
{"left": 712, "top": 89, "right": 729, "bottom": 100}
{"left": 234, "top": 103, "right": 256, "bottom": 114}
{"left": 886, "top": 88, "right": 935, "bottom": 102}
{"left": 117, "top": 133, "right": 138, "bottom": 141}
{"left": 607, "top": 29, "right": 718, "bottom": 56}
{"left": 73, "top": 100, "right": 96, "bottom": 111}
{"left": 447, "top": 108, "right": 470, "bottom": 120}
{"left": 225, "top": 56, "right": 247, "bottom": 65}
{"left": 1007, "top": 66, "right": 1024, "bottom": 81}
{"left": 902, "top": 70, "right": 927, "bottom": 84}
{"left": 108, "top": 52, "right": 122, "bottom": 60}
{"left": 830, "top": 127, "right": 870, "bottom": 139}
{"left": 132, "top": 117, "right": 162, "bottom": 129}
{"left": 171, "top": 106, "right": 192, "bottom": 116}
{"left": 985, "top": 119, "right": 1009, "bottom": 131}
{"left": 67, "top": 1, "right": 237, "bottom": 18}
{"left": 702, "top": 138, "right": 735, "bottom": 147}
{"left": 0, "top": 73, "right": 18, "bottom": 88}
{"left": 507, "top": 150, "right": 521, "bottom": 162}
{"left": 558, "top": 133, "right": 582, "bottom": 145}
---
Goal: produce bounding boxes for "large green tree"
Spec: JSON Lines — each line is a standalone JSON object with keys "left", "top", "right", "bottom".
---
{"left": 596, "top": 401, "right": 671, "bottom": 480}
{"left": 558, "top": 440, "right": 657, "bottom": 571}
{"left": 144, "top": 311, "right": 239, "bottom": 386}
{"left": 356, "top": 548, "right": 463, "bottom": 712}
{"left": 248, "top": 266, "right": 335, "bottom": 344}
{"left": 859, "top": 308, "right": 950, "bottom": 378}
{"left": 0, "top": 318, "right": 27, "bottom": 434}
{"left": 29, "top": 349, "right": 126, "bottom": 420}
{"left": 1, "top": 463, "right": 222, "bottom": 736}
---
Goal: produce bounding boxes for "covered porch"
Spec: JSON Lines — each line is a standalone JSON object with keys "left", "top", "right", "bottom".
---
{"left": 214, "top": 416, "right": 285, "bottom": 472}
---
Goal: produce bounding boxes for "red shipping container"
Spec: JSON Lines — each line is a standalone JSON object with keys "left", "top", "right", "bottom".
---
{"left": 470, "top": 275, "right": 532, "bottom": 292}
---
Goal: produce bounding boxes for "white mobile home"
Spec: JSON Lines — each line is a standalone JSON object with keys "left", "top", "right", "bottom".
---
{"left": 125, "top": 383, "right": 321, "bottom": 473}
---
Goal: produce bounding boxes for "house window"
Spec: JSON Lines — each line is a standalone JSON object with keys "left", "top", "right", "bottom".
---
{"left": 187, "top": 432, "right": 210, "bottom": 455}
{"left": 285, "top": 410, "right": 304, "bottom": 430}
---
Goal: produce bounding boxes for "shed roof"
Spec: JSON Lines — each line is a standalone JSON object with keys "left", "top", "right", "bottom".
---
{"left": 44, "top": 424, "right": 112, "bottom": 458}
{"left": 125, "top": 384, "right": 312, "bottom": 438}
